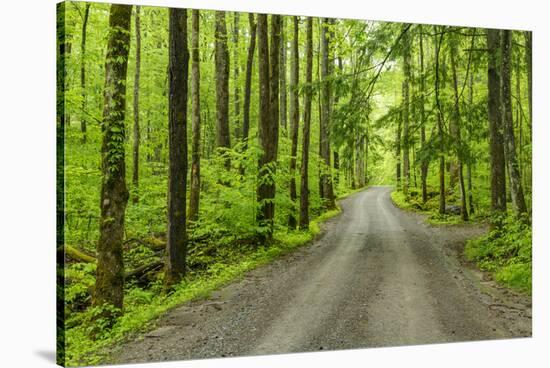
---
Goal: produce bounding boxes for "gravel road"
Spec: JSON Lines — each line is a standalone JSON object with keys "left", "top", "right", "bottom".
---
{"left": 110, "top": 186, "right": 531, "bottom": 364}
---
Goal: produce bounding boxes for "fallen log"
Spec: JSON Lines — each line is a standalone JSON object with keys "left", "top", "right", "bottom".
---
{"left": 59, "top": 245, "right": 164, "bottom": 280}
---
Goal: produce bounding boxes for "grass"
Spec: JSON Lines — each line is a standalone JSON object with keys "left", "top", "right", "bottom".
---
{"left": 63, "top": 198, "right": 348, "bottom": 366}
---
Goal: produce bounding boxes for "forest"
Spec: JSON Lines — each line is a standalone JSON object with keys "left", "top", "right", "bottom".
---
{"left": 57, "top": 1, "right": 532, "bottom": 365}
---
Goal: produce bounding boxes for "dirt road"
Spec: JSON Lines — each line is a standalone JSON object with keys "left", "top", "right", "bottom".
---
{"left": 110, "top": 186, "right": 531, "bottom": 364}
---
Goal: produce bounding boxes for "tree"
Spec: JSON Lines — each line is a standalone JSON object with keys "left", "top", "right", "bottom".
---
{"left": 288, "top": 16, "right": 300, "bottom": 229}
{"left": 524, "top": 31, "right": 532, "bottom": 134}
{"left": 501, "top": 30, "right": 527, "bottom": 215}
{"left": 256, "top": 13, "right": 275, "bottom": 237}
{"left": 188, "top": 9, "right": 201, "bottom": 222}
{"left": 320, "top": 18, "right": 336, "bottom": 209}
{"left": 299, "top": 17, "right": 313, "bottom": 230}
{"left": 486, "top": 28, "right": 507, "bottom": 214}
{"left": 79, "top": 3, "right": 91, "bottom": 143}
{"left": 280, "top": 17, "right": 288, "bottom": 131}
{"left": 233, "top": 13, "right": 241, "bottom": 139}
{"left": 434, "top": 27, "right": 446, "bottom": 215}
{"left": 418, "top": 25, "right": 428, "bottom": 203}
{"left": 401, "top": 24, "right": 411, "bottom": 196}
{"left": 132, "top": 5, "right": 141, "bottom": 203}
{"left": 241, "top": 13, "right": 257, "bottom": 172}
{"left": 215, "top": 11, "right": 231, "bottom": 169}
{"left": 93, "top": 3, "right": 132, "bottom": 312}
{"left": 165, "top": 8, "right": 189, "bottom": 288}
{"left": 449, "top": 33, "right": 469, "bottom": 221}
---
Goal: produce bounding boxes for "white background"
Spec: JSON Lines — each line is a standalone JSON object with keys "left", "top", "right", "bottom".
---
{"left": 0, "top": 0, "right": 547, "bottom": 367}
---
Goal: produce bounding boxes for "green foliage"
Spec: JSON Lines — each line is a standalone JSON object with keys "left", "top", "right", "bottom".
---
{"left": 63, "top": 207, "right": 342, "bottom": 366}
{"left": 465, "top": 215, "right": 532, "bottom": 292}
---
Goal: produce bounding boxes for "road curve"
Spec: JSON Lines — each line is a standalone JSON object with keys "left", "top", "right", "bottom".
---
{"left": 111, "top": 186, "right": 531, "bottom": 364}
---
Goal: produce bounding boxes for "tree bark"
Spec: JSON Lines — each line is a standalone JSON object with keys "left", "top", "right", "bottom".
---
{"left": 486, "top": 29, "right": 507, "bottom": 214}
{"left": 280, "top": 17, "right": 288, "bottom": 131}
{"left": 165, "top": 8, "right": 189, "bottom": 288}
{"left": 215, "top": 11, "right": 231, "bottom": 170}
{"left": 80, "top": 3, "right": 91, "bottom": 144}
{"left": 419, "top": 25, "right": 428, "bottom": 203}
{"left": 188, "top": 9, "right": 201, "bottom": 223}
{"left": 288, "top": 16, "right": 300, "bottom": 229}
{"left": 395, "top": 111, "right": 401, "bottom": 187}
{"left": 256, "top": 14, "right": 277, "bottom": 237}
{"left": 94, "top": 4, "right": 132, "bottom": 312}
{"left": 434, "top": 28, "right": 446, "bottom": 215}
{"left": 449, "top": 34, "right": 469, "bottom": 221}
{"left": 299, "top": 17, "right": 313, "bottom": 230}
{"left": 233, "top": 12, "right": 241, "bottom": 139}
{"left": 132, "top": 5, "right": 141, "bottom": 204}
{"left": 524, "top": 31, "right": 532, "bottom": 135}
{"left": 501, "top": 30, "right": 527, "bottom": 215}
{"left": 240, "top": 13, "right": 257, "bottom": 175}
{"left": 320, "top": 18, "right": 336, "bottom": 208}
{"left": 402, "top": 24, "right": 411, "bottom": 196}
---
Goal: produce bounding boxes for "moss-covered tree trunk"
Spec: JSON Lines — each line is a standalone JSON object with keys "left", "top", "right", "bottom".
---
{"left": 93, "top": 4, "right": 132, "bottom": 312}
{"left": 299, "top": 17, "right": 313, "bottom": 230}
{"left": 486, "top": 28, "right": 507, "bottom": 214}
{"left": 419, "top": 25, "right": 428, "bottom": 203}
{"left": 232, "top": 12, "right": 241, "bottom": 139}
{"left": 132, "top": 6, "right": 141, "bottom": 203}
{"left": 288, "top": 16, "right": 300, "bottom": 229}
{"left": 320, "top": 18, "right": 336, "bottom": 209}
{"left": 188, "top": 9, "right": 201, "bottom": 222}
{"left": 280, "top": 17, "right": 288, "bottom": 131}
{"left": 256, "top": 14, "right": 280, "bottom": 238}
{"left": 80, "top": 3, "right": 91, "bottom": 143}
{"left": 434, "top": 28, "right": 445, "bottom": 215}
{"left": 449, "top": 33, "right": 469, "bottom": 221}
{"left": 240, "top": 13, "right": 256, "bottom": 176}
{"left": 501, "top": 30, "right": 527, "bottom": 216}
{"left": 165, "top": 8, "right": 189, "bottom": 288}
{"left": 401, "top": 24, "right": 411, "bottom": 196}
{"left": 215, "top": 11, "right": 231, "bottom": 170}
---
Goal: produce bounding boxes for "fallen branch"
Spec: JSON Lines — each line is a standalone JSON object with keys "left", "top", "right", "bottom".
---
{"left": 59, "top": 245, "right": 164, "bottom": 280}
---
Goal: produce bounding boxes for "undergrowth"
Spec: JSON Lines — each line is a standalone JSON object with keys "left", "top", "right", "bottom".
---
{"left": 465, "top": 214, "right": 532, "bottom": 293}
{"left": 63, "top": 195, "right": 350, "bottom": 366}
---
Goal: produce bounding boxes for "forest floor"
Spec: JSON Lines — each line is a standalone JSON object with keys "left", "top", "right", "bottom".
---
{"left": 108, "top": 186, "right": 531, "bottom": 365}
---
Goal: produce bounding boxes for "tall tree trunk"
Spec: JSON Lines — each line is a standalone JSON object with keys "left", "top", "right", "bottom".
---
{"left": 93, "top": 4, "right": 132, "bottom": 312}
{"left": 501, "top": 30, "right": 527, "bottom": 216}
{"left": 356, "top": 134, "right": 365, "bottom": 187}
{"left": 419, "top": 25, "right": 428, "bottom": 203}
{"left": 288, "top": 16, "right": 300, "bottom": 229}
{"left": 132, "top": 5, "right": 141, "bottom": 204}
{"left": 524, "top": 31, "right": 532, "bottom": 136}
{"left": 188, "top": 9, "right": 201, "bottom": 222}
{"left": 232, "top": 12, "right": 240, "bottom": 139}
{"left": 215, "top": 11, "right": 231, "bottom": 169}
{"left": 395, "top": 112, "right": 402, "bottom": 187}
{"left": 280, "top": 17, "right": 288, "bottom": 131}
{"left": 256, "top": 14, "right": 276, "bottom": 238}
{"left": 165, "top": 8, "right": 189, "bottom": 288}
{"left": 402, "top": 24, "right": 411, "bottom": 196}
{"left": 434, "top": 27, "right": 446, "bottom": 215}
{"left": 486, "top": 29, "right": 507, "bottom": 214}
{"left": 299, "top": 17, "right": 313, "bottom": 230}
{"left": 449, "top": 34, "right": 469, "bottom": 221}
{"left": 240, "top": 14, "right": 257, "bottom": 175}
{"left": 467, "top": 71, "right": 475, "bottom": 214}
{"left": 80, "top": 3, "right": 91, "bottom": 143}
{"left": 320, "top": 18, "right": 336, "bottom": 208}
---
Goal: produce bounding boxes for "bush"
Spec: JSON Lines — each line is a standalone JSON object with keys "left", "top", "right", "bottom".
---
{"left": 465, "top": 214, "right": 532, "bottom": 293}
